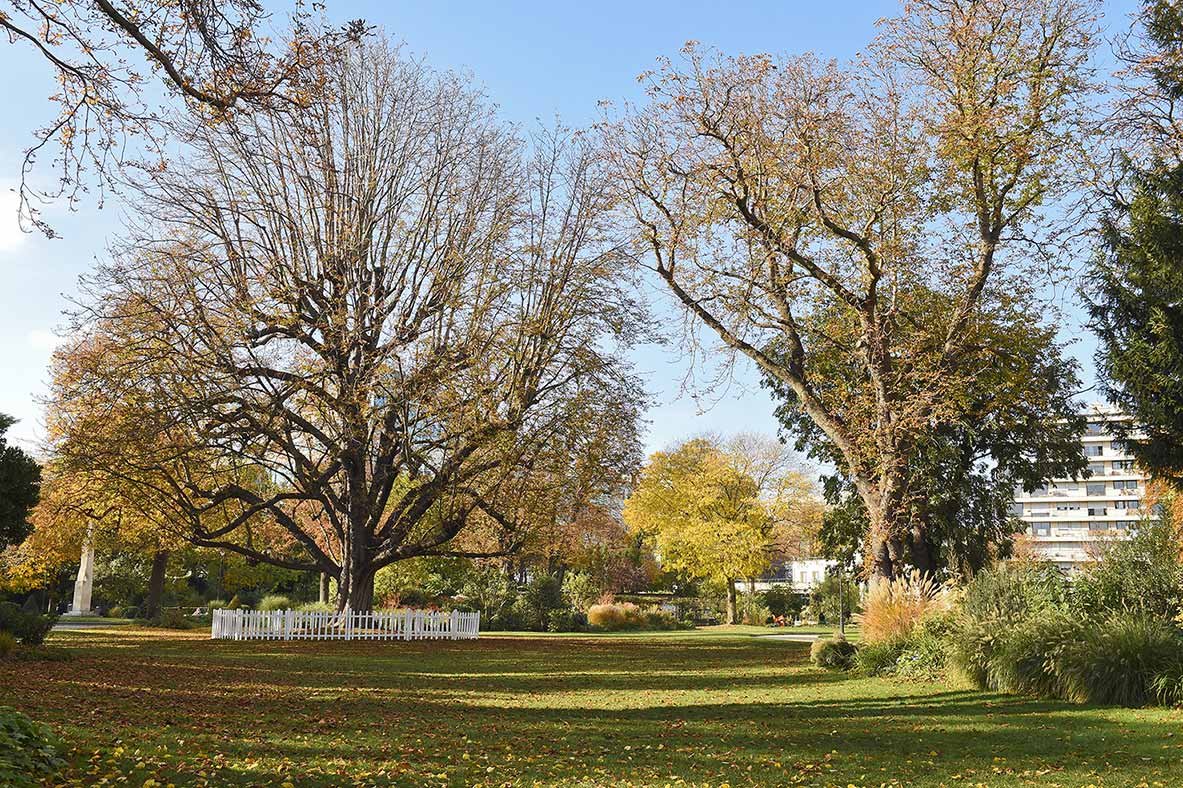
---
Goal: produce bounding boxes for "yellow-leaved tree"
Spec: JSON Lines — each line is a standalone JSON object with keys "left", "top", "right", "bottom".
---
{"left": 623, "top": 435, "right": 822, "bottom": 623}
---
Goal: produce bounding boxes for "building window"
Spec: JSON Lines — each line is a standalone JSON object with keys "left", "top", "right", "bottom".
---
{"left": 1086, "top": 482, "right": 1106, "bottom": 495}
{"left": 1113, "top": 460, "right": 1135, "bottom": 471}
{"left": 1087, "top": 506, "right": 1108, "bottom": 516}
{"left": 1085, "top": 421, "right": 1105, "bottom": 435}
{"left": 1032, "top": 522, "right": 1051, "bottom": 536}
{"left": 1114, "top": 500, "right": 1138, "bottom": 511}
{"left": 1114, "top": 479, "right": 1139, "bottom": 491}
{"left": 1085, "top": 444, "right": 1104, "bottom": 457}
{"left": 1088, "top": 463, "right": 1105, "bottom": 476}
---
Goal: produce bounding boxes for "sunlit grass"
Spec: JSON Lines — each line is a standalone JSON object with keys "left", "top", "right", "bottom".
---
{"left": 1, "top": 627, "right": 1179, "bottom": 787}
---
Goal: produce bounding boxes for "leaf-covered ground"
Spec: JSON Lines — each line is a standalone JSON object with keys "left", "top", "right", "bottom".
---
{"left": 3, "top": 626, "right": 1181, "bottom": 787}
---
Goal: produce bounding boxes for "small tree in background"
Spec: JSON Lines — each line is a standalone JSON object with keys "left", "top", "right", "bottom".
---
{"left": 624, "top": 435, "right": 821, "bottom": 624}
{"left": 0, "top": 415, "right": 39, "bottom": 552}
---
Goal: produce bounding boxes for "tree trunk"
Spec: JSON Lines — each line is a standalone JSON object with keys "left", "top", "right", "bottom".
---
{"left": 725, "top": 578, "right": 737, "bottom": 625}
{"left": 146, "top": 549, "right": 169, "bottom": 619}
{"left": 319, "top": 572, "right": 331, "bottom": 604}
{"left": 338, "top": 562, "right": 375, "bottom": 611}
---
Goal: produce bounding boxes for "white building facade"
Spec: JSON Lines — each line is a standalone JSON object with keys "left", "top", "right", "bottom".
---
{"left": 1012, "top": 406, "right": 1148, "bottom": 571}
{"left": 753, "top": 557, "right": 837, "bottom": 593}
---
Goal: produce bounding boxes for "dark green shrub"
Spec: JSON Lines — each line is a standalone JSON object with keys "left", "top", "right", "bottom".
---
{"left": 0, "top": 631, "right": 16, "bottom": 658}
{"left": 225, "top": 595, "right": 242, "bottom": 610}
{"left": 1150, "top": 660, "right": 1183, "bottom": 706}
{"left": 854, "top": 638, "right": 905, "bottom": 676}
{"left": 395, "top": 588, "right": 436, "bottom": 608}
{"left": 546, "top": 609, "right": 588, "bottom": 633}
{"left": 760, "top": 586, "right": 807, "bottom": 620}
{"left": 0, "top": 602, "right": 56, "bottom": 645}
{"left": 1058, "top": 616, "right": 1183, "bottom": 707}
{"left": 948, "top": 616, "right": 998, "bottom": 688}
{"left": 0, "top": 706, "right": 64, "bottom": 787}
{"left": 810, "top": 637, "right": 857, "bottom": 671}
{"left": 526, "top": 575, "right": 564, "bottom": 613}
{"left": 149, "top": 608, "right": 193, "bottom": 630}
{"left": 120, "top": 605, "right": 140, "bottom": 620}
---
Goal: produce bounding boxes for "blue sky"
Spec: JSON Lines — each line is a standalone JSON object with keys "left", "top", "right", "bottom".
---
{"left": 0, "top": 1, "right": 1139, "bottom": 455}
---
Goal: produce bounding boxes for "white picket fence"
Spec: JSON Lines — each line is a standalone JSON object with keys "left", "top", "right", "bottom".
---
{"left": 210, "top": 608, "right": 480, "bottom": 641}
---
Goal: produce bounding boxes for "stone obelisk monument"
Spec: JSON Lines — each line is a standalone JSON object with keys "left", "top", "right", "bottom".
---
{"left": 66, "top": 538, "right": 95, "bottom": 616}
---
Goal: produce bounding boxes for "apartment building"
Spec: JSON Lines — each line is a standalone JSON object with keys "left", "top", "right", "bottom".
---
{"left": 1012, "top": 405, "right": 1148, "bottom": 571}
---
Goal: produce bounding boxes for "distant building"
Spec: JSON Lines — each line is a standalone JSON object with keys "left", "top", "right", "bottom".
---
{"left": 753, "top": 557, "right": 836, "bottom": 593}
{"left": 1012, "top": 405, "right": 1149, "bottom": 571}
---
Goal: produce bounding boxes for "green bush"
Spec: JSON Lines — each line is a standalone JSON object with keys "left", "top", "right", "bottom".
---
{"left": 854, "top": 638, "right": 905, "bottom": 676}
{"left": 1070, "top": 519, "right": 1183, "bottom": 622}
{"left": 894, "top": 611, "right": 958, "bottom": 681}
{"left": 0, "top": 631, "right": 16, "bottom": 658}
{"left": 810, "top": 636, "right": 857, "bottom": 671}
{"left": 960, "top": 562, "right": 1067, "bottom": 624}
{"left": 0, "top": 602, "right": 57, "bottom": 645}
{"left": 395, "top": 588, "right": 436, "bottom": 608}
{"left": 149, "top": 609, "right": 193, "bottom": 630}
{"left": 257, "top": 595, "right": 292, "bottom": 612}
{"left": 225, "top": 595, "right": 243, "bottom": 610}
{"left": 0, "top": 706, "right": 64, "bottom": 787}
{"left": 120, "top": 605, "right": 141, "bottom": 620}
{"left": 1150, "top": 660, "right": 1183, "bottom": 706}
{"left": 561, "top": 571, "right": 602, "bottom": 613}
{"left": 1058, "top": 616, "right": 1183, "bottom": 707}
{"left": 524, "top": 575, "right": 565, "bottom": 623}
{"left": 760, "top": 586, "right": 806, "bottom": 620}
{"left": 546, "top": 609, "right": 588, "bottom": 633}
{"left": 207, "top": 599, "right": 229, "bottom": 611}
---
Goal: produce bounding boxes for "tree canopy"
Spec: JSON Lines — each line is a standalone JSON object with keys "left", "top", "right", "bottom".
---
{"left": 1088, "top": 3, "right": 1183, "bottom": 486}
{"left": 623, "top": 435, "right": 821, "bottom": 622}
{"left": 603, "top": 0, "right": 1099, "bottom": 580}
{"left": 43, "top": 40, "right": 645, "bottom": 610}
{"left": 765, "top": 293, "right": 1088, "bottom": 577}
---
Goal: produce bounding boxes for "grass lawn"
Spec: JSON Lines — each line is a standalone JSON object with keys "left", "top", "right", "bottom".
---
{"left": 3, "top": 626, "right": 1180, "bottom": 788}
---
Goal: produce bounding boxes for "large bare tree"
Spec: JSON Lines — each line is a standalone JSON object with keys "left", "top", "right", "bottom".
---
{"left": 604, "top": 0, "right": 1098, "bottom": 579}
{"left": 52, "top": 40, "right": 644, "bottom": 610}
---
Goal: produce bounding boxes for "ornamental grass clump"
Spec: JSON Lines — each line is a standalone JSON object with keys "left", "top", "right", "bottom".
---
{"left": 587, "top": 601, "right": 645, "bottom": 631}
{"left": 257, "top": 595, "right": 292, "bottom": 612}
{"left": 856, "top": 570, "right": 951, "bottom": 645}
{"left": 984, "top": 610, "right": 1084, "bottom": 698}
{"left": 1057, "top": 616, "right": 1183, "bottom": 707}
